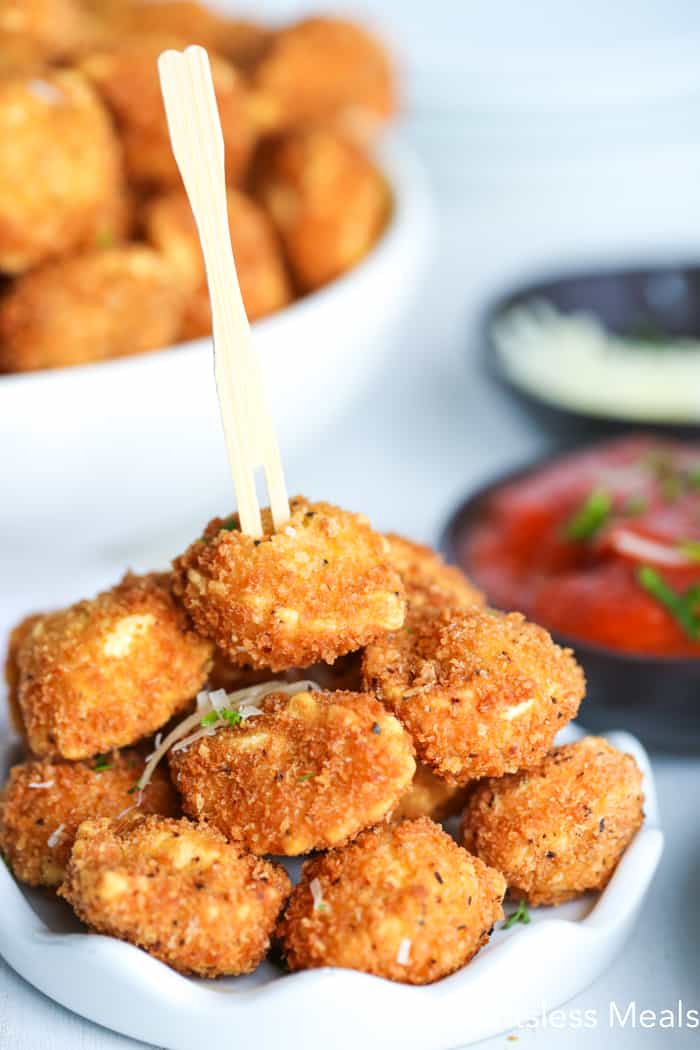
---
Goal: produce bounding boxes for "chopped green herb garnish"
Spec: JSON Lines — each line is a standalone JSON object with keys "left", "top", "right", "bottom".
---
{"left": 637, "top": 565, "right": 700, "bottom": 640}
{"left": 127, "top": 783, "right": 140, "bottom": 795}
{"left": 220, "top": 707, "right": 242, "bottom": 728}
{"left": 688, "top": 465, "right": 700, "bottom": 488}
{"left": 563, "top": 488, "right": 612, "bottom": 541}
{"left": 93, "top": 756, "right": 112, "bottom": 772}
{"left": 201, "top": 707, "right": 243, "bottom": 728}
{"left": 297, "top": 773, "right": 315, "bottom": 783}
{"left": 502, "top": 899, "right": 531, "bottom": 930}
{"left": 679, "top": 540, "right": 700, "bottom": 563}
{"left": 220, "top": 519, "right": 240, "bottom": 532}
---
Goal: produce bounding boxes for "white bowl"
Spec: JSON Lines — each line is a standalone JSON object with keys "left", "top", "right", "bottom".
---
{"left": 0, "top": 724, "right": 662, "bottom": 1050}
{"left": 0, "top": 134, "right": 433, "bottom": 549}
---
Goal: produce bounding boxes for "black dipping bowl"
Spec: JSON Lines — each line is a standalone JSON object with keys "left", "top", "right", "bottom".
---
{"left": 484, "top": 262, "right": 700, "bottom": 440}
{"left": 442, "top": 458, "right": 700, "bottom": 754}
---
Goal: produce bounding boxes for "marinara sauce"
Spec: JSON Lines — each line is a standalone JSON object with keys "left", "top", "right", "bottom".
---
{"left": 462, "top": 436, "right": 700, "bottom": 656}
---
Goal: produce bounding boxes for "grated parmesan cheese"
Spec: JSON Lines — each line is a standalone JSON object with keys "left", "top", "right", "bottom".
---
{"left": 134, "top": 679, "right": 321, "bottom": 793}
{"left": 310, "top": 877, "right": 327, "bottom": 911}
{"left": 47, "top": 824, "right": 65, "bottom": 848}
{"left": 396, "top": 938, "right": 412, "bottom": 966}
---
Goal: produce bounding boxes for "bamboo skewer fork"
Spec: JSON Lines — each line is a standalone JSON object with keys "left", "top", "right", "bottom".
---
{"left": 158, "top": 45, "right": 290, "bottom": 538}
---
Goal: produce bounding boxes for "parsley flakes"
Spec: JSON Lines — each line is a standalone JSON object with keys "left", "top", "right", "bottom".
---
{"left": 502, "top": 900, "right": 531, "bottom": 930}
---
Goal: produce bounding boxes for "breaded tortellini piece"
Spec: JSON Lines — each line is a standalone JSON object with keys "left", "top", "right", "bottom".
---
{"left": 170, "top": 687, "right": 415, "bottom": 855}
{"left": 143, "top": 187, "right": 291, "bottom": 337}
{"left": 80, "top": 40, "right": 256, "bottom": 188}
{"left": 252, "top": 127, "right": 389, "bottom": 292}
{"left": 0, "top": 70, "right": 126, "bottom": 273}
{"left": 59, "top": 815, "right": 291, "bottom": 976}
{"left": 363, "top": 604, "right": 585, "bottom": 783}
{"left": 251, "top": 16, "right": 395, "bottom": 134}
{"left": 0, "top": 0, "right": 95, "bottom": 71}
{"left": 385, "top": 534, "right": 484, "bottom": 611}
{"left": 462, "top": 737, "right": 644, "bottom": 906}
{"left": 0, "top": 246, "right": 185, "bottom": 371}
{"left": 0, "top": 750, "right": 178, "bottom": 887}
{"left": 102, "top": 1, "right": 270, "bottom": 68}
{"left": 15, "top": 573, "right": 213, "bottom": 759}
{"left": 173, "top": 497, "right": 405, "bottom": 671}
{"left": 277, "top": 818, "right": 506, "bottom": 985}
{"left": 4, "top": 612, "right": 44, "bottom": 735}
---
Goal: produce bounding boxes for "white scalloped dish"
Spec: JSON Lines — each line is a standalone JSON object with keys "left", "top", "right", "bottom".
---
{"left": 0, "top": 722, "right": 662, "bottom": 1050}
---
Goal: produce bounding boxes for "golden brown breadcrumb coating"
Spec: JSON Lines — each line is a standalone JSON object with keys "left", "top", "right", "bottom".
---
{"left": 363, "top": 605, "right": 585, "bottom": 783}
{"left": 461, "top": 737, "right": 644, "bottom": 906}
{"left": 59, "top": 815, "right": 290, "bottom": 976}
{"left": 385, "top": 534, "right": 484, "bottom": 611}
{"left": 17, "top": 573, "right": 213, "bottom": 760}
{"left": 0, "top": 70, "right": 125, "bottom": 274}
{"left": 391, "top": 763, "right": 468, "bottom": 823}
{"left": 80, "top": 41, "right": 255, "bottom": 188}
{"left": 252, "top": 128, "right": 390, "bottom": 292}
{"left": 250, "top": 16, "right": 395, "bottom": 134}
{"left": 100, "top": 1, "right": 270, "bottom": 69}
{"left": 0, "top": 750, "right": 178, "bottom": 887}
{"left": 4, "top": 612, "right": 44, "bottom": 736}
{"left": 277, "top": 818, "right": 505, "bottom": 984}
{"left": 143, "top": 187, "right": 291, "bottom": 338}
{"left": 173, "top": 497, "right": 405, "bottom": 671}
{"left": 0, "top": 0, "right": 95, "bottom": 70}
{"left": 169, "top": 688, "right": 415, "bottom": 855}
{"left": 0, "top": 246, "right": 185, "bottom": 371}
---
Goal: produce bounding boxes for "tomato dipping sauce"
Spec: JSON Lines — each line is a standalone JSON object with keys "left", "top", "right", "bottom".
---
{"left": 462, "top": 436, "right": 700, "bottom": 657}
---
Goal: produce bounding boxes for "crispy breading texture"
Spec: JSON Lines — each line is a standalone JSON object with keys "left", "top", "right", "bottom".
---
{"left": 461, "top": 737, "right": 644, "bottom": 906}
{"left": 170, "top": 688, "right": 415, "bottom": 855}
{"left": 4, "top": 612, "right": 44, "bottom": 736}
{"left": 17, "top": 573, "right": 213, "bottom": 760}
{"left": 277, "top": 818, "right": 506, "bottom": 985}
{"left": 363, "top": 605, "right": 585, "bottom": 783}
{"left": 252, "top": 128, "right": 390, "bottom": 292}
{"left": 391, "top": 763, "right": 468, "bottom": 823}
{"left": 143, "top": 187, "right": 291, "bottom": 338}
{"left": 59, "top": 815, "right": 291, "bottom": 976}
{"left": 385, "top": 534, "right": 484, "bottom": 611}
{"left": 250, "top": 16, "right": 395, "bottom": 133}
{"left": 173, "top": 497, "right": 406, "bottom": 671}
{"left": 0, "top": 70, "right": 126, "bottom": 274}
{"left": 80, "top": 41, "right": 255, "bottom": 188}
{"left": 0, "top": 750, "right": 178, "bottom": 887}
{"left": 0, "top": 246, "right": 185, "bottom": 371}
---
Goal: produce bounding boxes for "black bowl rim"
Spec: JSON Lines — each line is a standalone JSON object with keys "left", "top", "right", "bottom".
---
{"left": 440, "top": 440, "right": 700, "bottom": 671}
{"left": 481, "top": 258, "right": 700, "bottom": 430}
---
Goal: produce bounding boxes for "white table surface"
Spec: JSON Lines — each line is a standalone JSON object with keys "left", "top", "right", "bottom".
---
{"left": 3, "top": 79, "right": 700, "bottom": 1050}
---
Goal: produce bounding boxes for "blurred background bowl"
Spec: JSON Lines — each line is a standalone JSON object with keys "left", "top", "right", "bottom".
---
{"left": 0, "top": 132, "right": 433, "bottom": 553}
{"left": 483, "top": 263, "right": 700, "bottom": 441}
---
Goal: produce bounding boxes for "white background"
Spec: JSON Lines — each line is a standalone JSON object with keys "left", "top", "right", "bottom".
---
{"left": 3, "top": 1, "right": 700, "bottom": 1046}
